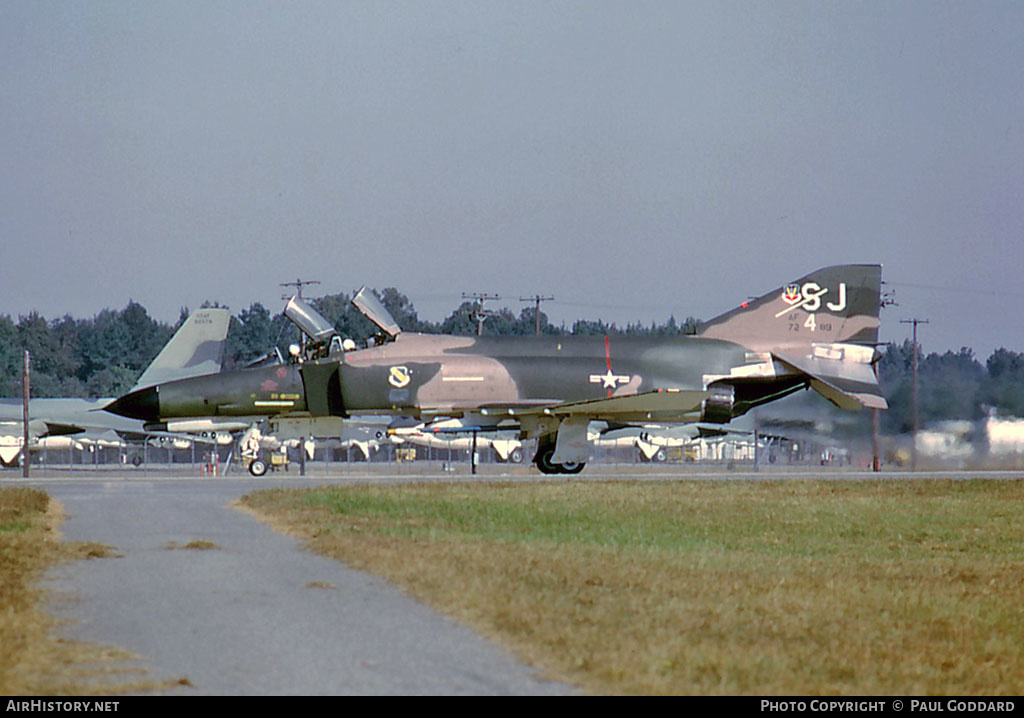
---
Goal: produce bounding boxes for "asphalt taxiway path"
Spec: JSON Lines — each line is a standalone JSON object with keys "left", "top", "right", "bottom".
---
{"left": 12, "top": 471, "right": 576, "bottom": 696}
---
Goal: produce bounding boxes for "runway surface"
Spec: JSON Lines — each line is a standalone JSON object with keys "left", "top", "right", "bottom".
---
{"left": 8, "top": 466, "right": 1023, "bottom": 695}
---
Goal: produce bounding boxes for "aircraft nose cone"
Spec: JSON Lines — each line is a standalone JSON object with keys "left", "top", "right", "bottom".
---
{"left": 105, "top": 386, "right": 159, "bottom": 422}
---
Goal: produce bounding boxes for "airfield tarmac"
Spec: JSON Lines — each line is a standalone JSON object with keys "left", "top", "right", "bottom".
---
{"left": 5, "top": 464, "right": 1024, "bottom": 695}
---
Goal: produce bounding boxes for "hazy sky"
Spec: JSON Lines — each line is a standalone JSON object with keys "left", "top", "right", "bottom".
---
{"left": 2, "top": 1, "right": 1022, "bottom": 359}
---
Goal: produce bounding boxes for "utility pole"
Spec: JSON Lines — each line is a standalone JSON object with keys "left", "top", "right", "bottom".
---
{"left": 519, "top": 295, "right": 555, "bottom": 336}
{"left": 22, "top": 350, "right": 29, "bottom": 478}
{"left": 462, "top": 292, "right": 501, "bottom": 336}
{"left": 280, "top": 277, "right": 321, "bottom": 300}
{"left": 900, "top": 318, "right": 929, "bottom": 471}
{"left": 872, "top": 409, "right": 881, "bottom": 472}
{"left": 753, "top": 428, "right": 759, "bottom": 473}
{"left": 470, "top": 430, "right": 478, "bottom": 475}
{"left": 873, "top": 285, "right": 898, "bottom": 472}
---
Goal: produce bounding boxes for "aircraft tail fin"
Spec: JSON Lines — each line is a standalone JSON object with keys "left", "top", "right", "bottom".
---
{"left": 131, "top": 308, "right": 231, "bottom": 392}
{"left": 698, "top": 264, "right": 886, "bottom": 410}
{"left": 0, "top": 445, "right": 23, "bottom": 467}
{"left": 698, "top": 264, "right": 882, "bottom": 348}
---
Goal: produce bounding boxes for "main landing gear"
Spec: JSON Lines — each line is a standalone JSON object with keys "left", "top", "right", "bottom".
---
{"left": 533, "top": 437, "right": 586, "bottom": 475}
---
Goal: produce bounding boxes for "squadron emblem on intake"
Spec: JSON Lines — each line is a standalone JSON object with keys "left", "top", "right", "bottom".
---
{"left": 388, "top": 365, "right": 411, "bottom": 389}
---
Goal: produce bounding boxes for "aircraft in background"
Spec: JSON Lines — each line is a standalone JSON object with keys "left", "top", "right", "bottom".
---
{"left": 0, "top": 308, "right": 231, "bottom": 468}
{"left": 387, "top": 417, "right": 525, "bottom": 464}
{"left": 106, "top": 265, "right": 887, "bottom": 475}
{"left": 589, "top": 414, "right": 788, "bottom": 464}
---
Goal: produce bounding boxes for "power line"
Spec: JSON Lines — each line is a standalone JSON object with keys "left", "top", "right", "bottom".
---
{"left": 888, "top": 281, "right": 1024, "bottom": 299}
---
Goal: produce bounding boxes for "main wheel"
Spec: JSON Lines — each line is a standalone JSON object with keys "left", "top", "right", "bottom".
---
{"left": 559, "top": 461, "right": 586, "bottom": 475}
{"left": 534, "top": 445, "right": 562, "bottom": 475}
{"left": 249, "top": 459, "right": 268, "bottom": 477}
{"left": 509, "top": 448, "right": 524, "bottom": 464}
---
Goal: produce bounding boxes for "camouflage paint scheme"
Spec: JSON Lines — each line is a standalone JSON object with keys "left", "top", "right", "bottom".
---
{"left": 106, "top": 265, "right": 886, "bottom": 474}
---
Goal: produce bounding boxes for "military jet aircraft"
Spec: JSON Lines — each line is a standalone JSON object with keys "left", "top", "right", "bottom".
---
{"left": 0, "top": 308, "right": 230, "bottom": 468}
{"left": 105, "top": 264, "right": 887, "bottom": 475}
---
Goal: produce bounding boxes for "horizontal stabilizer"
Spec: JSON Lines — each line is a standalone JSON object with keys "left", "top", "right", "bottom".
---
{"left": 775, "top": 351, "right": 887, "bottom": 411}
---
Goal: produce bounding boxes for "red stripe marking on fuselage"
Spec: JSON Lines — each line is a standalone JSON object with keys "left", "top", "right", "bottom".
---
{"left": 604, "top": 335, "right": 612, "bottom": 397}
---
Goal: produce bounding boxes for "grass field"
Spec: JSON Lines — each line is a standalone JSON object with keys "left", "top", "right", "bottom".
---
{"left": 0, "top": 487, "right": 178, "bottom": 695}
{"left": 241, "top": 479, "right": 1024, "bottom": 695}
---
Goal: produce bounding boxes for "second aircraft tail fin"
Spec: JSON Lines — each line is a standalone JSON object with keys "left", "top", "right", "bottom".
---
{"left": 131, "top": 308, "right": 231, "bottom": 393}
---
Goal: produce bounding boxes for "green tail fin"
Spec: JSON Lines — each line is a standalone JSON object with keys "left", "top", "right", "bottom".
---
{"left": 698, "top": 264, "right": 882, "bottom": 349}
{"left": 132, "top": 308, "right": 231, "bottom": 392}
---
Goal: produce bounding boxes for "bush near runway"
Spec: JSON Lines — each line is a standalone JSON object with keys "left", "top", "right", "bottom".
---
{"left": 242, "top": 479, "right": 1024, "bottom": 695}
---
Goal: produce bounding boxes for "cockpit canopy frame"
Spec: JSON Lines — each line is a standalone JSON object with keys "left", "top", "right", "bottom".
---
{"left": 351, "top": 287, "right": 402, "bottom": 339}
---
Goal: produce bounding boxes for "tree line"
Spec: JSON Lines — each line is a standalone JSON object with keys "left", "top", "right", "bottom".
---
{"left": 0, "top": 289, "right": 697, "bottom": 398}
{"left": 876, "top": 342, "right": 1024, "bottom": 433}
{"left": 2, "top": 289, "right": 1024, "bottom": 434}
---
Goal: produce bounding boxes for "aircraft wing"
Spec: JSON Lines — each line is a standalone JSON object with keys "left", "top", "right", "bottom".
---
{"left": 425, "top": 391, "right": 709, "bottom": 440}
{"left": 0, "top": 418, "right": 54, "bottom": 441}
{"left": 479, "top": 389, "right": 708, "bottom": 422}
{"left": 0, "top": 415, "right": 89, "bottom": 467}
{"left": 0, "top": 417, "right": 221, "bottom": 447}
{"left": 33, "top": 420, "right": 87, "bottom": 437}
{"left": 0, "top": 398, "right": 229, "bottom": 460}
